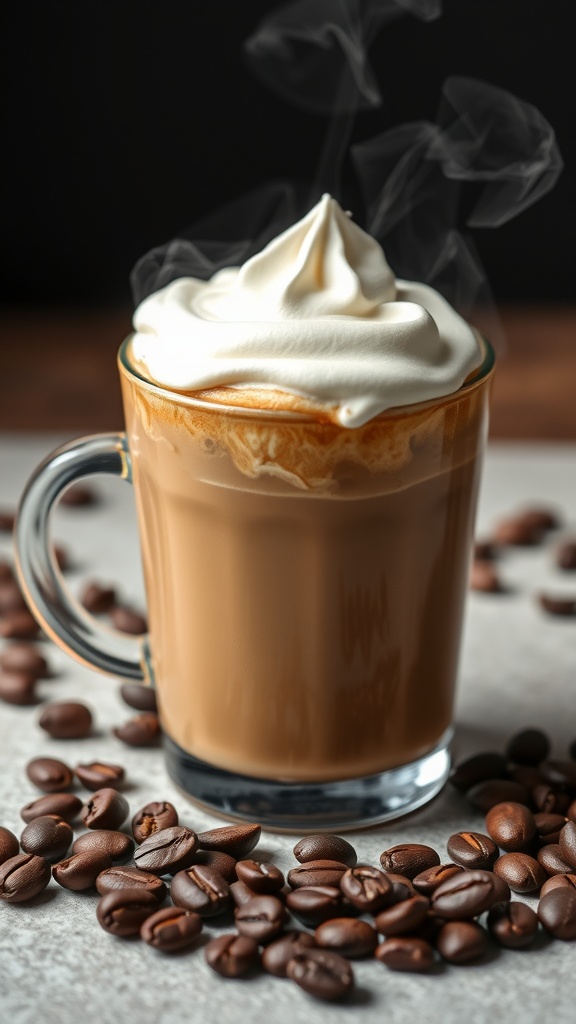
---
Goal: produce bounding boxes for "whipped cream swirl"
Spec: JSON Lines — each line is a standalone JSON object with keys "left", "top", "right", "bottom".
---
{"left": 131, "top": 195, "right": 482, "bottom": 427}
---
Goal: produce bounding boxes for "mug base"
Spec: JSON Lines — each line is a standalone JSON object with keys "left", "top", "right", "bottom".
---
{"left": 163, "top": 732, "right": 452, "bottom": 832}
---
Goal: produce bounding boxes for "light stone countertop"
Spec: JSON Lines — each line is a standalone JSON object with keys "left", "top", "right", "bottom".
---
{"left": 1, "top": 434, "right": 575, "bottom": 1024}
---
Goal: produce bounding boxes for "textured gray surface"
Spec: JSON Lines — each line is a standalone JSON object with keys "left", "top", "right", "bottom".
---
{"left": 1, "top": 434, "right": 576, "bottom": 1023}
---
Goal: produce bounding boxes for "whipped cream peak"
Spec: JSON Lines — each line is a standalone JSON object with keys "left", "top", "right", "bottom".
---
{"left": 132, "top": 195, "right": 482, "bottom": 427}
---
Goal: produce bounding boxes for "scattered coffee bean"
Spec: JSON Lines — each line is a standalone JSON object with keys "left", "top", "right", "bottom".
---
{"left": 315, "top": 917, "right": 377, "bottom": 958}
{"left": 533, "top": 784, "right": 570, "bottom": 815}
{"left": 287, "top": 859, "right": 348, "bottom": 889}
{"left": 287, "top": 948, "right": 354, "bottom": 1001}
{"left": 110, "top": 606, "right": 148, "bottom": 635}
{"left": 558, "top": 821, "right": 576, "bottom": 869}
{"left": 540, "top": 873, "right": 576, "bottom": 896}
{"left": 0, "top": 853, "right": 51, "bottom": 903}
{"left": 59, "top": 484, "right": 98, "bottom": 507}
{"left": 374, "top": 894, "right": 430, "bottom": 936}
{"left": 467, "top": 779, "right": 530, "bottom": 812}
{"left": 506, "top": 727, "right": 551, "bottom": 766}
{"left": 235, "top": 893, "right": 287, "bottom": 942}
{"left": 52, "top": 850, "right": 113, "bottom": 891}
{"left": 119, "top": 682, "right": 158, "bottom": 713}
{"left": 0, "top": 510, "right": 16, "bottom": 532}
{"left": 339, "top": 864, "right": 391, "bottom": 913}
{"left": 539, "top": 593, "right": 576, "bottom": 616}
{"left": 0, "top": 826, "right": 20, "bottom": 865}
{"left": 533, "top": 812, "right": 567, "bottom": 845}
{"left": 485, "top": 801, "right": 536, "bottom": 850}
{"left": 0, "top": 580, "right": 26, "bottom": 613}
{"left": 538, "top": 887, "right": 576, "bottom": 940}
{"left": 508, "top": 764, "right": 546, "bottom": 789}
{"left": 113, "top": 712, "right": 160, "bottom": 746}
{"left": 235, "top": 859, "right": 284, "bottom": 893}
{"left": 568, "top": 799, "right": 576, "bottom": 823}
{"left": 412, "top": 863, "right": 463, "bottom": 895}
{"left": 375, "top": 937, "right": 435, "bottom": 973}
{"left": 53, "top": 545, "right": 71, "bottom": 572}
{"left": 449, "top": 752, "right": 508, "bottom": 791}
{"left": 81, "top": 788, "right": 130, "bottom": 830}
{"left": 80, "top": 582, "right": 117, "bottom": 614}
{"left": 381, "top": 872, "right": 415, "bottom": 902}
{"left": 447, "top": 832, "right": 498, "bottom": 870}
{"left": 474, "top": 539, "right": 496, "bottom": 561}
{"left": 205, "top": 934, "right": 259, "bottom": 978}
{"left": 487, "top": 901, "right": 539, "bottom": 948}
{"left": 557, "top": 539, "right": 576, "bottom": 571}
{"left": 73, "top": 830, "right": 134, "bottom": 862}
{"left": 470, "top": 560, "right": 502, "bottom": 593}
{"left": 293, "top": 834, "right": 357, "bottom": 868}
{"left": 20, "top": 815, "right": 73, "bottom": 862}
{"left": 541, "top": 759, "right": 576, "bottom": 789}
{"left": 0, "top": 609, "right": 40, "bottom": 639}
{"left": 133, "top": 826, "right": 198, "bottom": 876}
{"left": 431, "top": 869, "right": 501, "bottom": 919}
{"left": 262, "top": 931, "right": 317, "bottom": 977}
{"left": 21, "top": 792, "right": 83, "bottom": 824}
{"left": 26, "top": 757, "right": 74, "bottom": 793}
{"left": 194, "top": 850, "right": 237, "bottom": 883}
{"left": 96, "top": 887, "right": 158, "bottom": 937}
{"left": 230, "top": 879, "right": 260, "bottom": 907}
{"left": 74, "top": 761, "right": 124, "bottom": 791}
{"left": 171, "top": 864, "right": 230, "bottom": 916}
{"left": 435, "top": 920, "right": 488, "bottom": 964}
{"left": 0, "top": 643, "right": 49, "bottom": 678}
{"left": 195, "top": 823, "right": 261, "bottom": 859}
{"left": 0, "top": 669, "right": 37, "bottom": 705}
{"left": 493, "top": 852, "right": 546, "bottom": 893}
{"left": 379, "top": 844, "right": 440, "bottom": 880}
{"left": 140, "top": 906, "right": 202, "bottom": 952}
{"left": 132, "top": 801, "right": 179, "bottom": 845}
{"left": 95, "top": 866, "right": 167, "bottom": 902}
{"left": 286, "top": 886, "right": 343, "bottom": 926}
{"left": 537, "top": 844, "right": 575, "bottom": 877}
{"left": 493, "top": 512, "right": 546, "bottom": 547}
{"left": 38, "top": 701, "right": 93, "bottom": 739}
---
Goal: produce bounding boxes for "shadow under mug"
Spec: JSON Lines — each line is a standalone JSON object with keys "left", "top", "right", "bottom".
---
{"left": 15, "top": 337, "right": 494, "bottom": 831}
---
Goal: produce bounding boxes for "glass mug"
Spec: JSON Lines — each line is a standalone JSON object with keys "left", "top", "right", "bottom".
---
{"left": 15, "top": 337, "right": 494, "bottom": 830}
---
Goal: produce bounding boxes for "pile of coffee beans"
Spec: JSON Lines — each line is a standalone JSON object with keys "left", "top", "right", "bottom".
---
{"left": 1, "top": 725, "right": 576, "bottom": 1002}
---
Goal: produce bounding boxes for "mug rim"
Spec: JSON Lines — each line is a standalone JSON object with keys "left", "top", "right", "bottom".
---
{"left": 118, "top": 332, "right": 495, "bottom": 424}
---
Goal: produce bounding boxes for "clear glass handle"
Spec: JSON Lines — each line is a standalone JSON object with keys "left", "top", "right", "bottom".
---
{"left": 14, "top": 433, "right": 149, "bottom": 682}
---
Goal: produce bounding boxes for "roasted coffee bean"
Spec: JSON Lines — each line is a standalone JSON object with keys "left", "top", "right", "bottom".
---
{"left": 557, "top": 539, "right": 576, "bottom": 570}
{"left": 375, "top": 937, "right": 435, "bottom": 973}
{"left": 52, "top": 850, "right": 113, "bottom": 891}
{"left": 0, "top": 827, "right": 19, "bottom": 865}
{"left": 382, "top": 872, "right": 416, "bottom": 902}
{"left": 0, "top": 559, "right": 14, "bottom": 580}
{"left": 485, "top": 801, "right": 536, "bottom": 850}
{"left": 380, "top": 844, "right": 440, "bottom": 880}
{"left": 533, "top": 812, "right": 567, "bottom": 845}
{"left": 293, "top": 834, "right": 357, "bottom": 868}
{"left": 140, "top": 906, "right": 202, "bottom": 952}
{"left": 286, "top": 886, "right": 343, "bottom": 926}
{"left": 81, "top": 788, "right": 129, "bottom": 830}
{"left": 119, "top": 682, "right": 158, "bottom": 713}
{"left": 470, "top": 560, "right": 502, "bottom": 593}
{"left": 0, "top": 669, "right": 37, "bottom": 705}
{"left": 487, "top": 901, "right": 539, "bottom": 948}
{"left": 0, "top": 510, "right": 16, "bottom": 531}
{"left": 447, "top": 832, "right": 498, "bottom": 870}
{"left": 374, "top": 894, "right": 430, "bottom": 936}
{"left": 230, "top": 879, "right": 259, "bottom": 906}
{"left": 171, "top": 864, "right": 230, "bottom": 916}
{"left": 540, "top": 873, "right": 576, "bottom": 896}
{"left": 508, "top": 764, "right": 546, "bottom": 790}
{"left": 60, "top": 484, "right": 97, "bottom": 507}
{"left": 235, "top": 859, "right": 284, "bottom": 893}
{"left": 95, "top": 866, "right": 167, "bottom": 902}
{"left": 559, "top": 821, "right": 576, "bottom": 868}
{"left": 53, "top": 545, "right": 70, "bottom": 572}
{"left": 541, "top": 759, "right": 576, "bottom": 790}
{"left": 21, "top": 792, "right": 83, "bottom": 824}
{"left": 0, "top": 609, "right": 40, "bottom": 639}
{"left": 449, "top": 752, "right": 508, "bottom": 791}
{"left": 435, "top": 920, "right": 488, "bottom": 964}
{"left": 38, "top": 701, "right": 93, "bottom": 739}
{"left": 412, "top": 863, "right": 463, "bottom": 895}
{"left": 194, "top": 850, "right": 237, "bottom": 883}
{"left": 20, "top": 815, "right": 73, "bottom": 862}
{"left": 467, "top": 779, "right": 530, "bottom": 812}
{"left": 96, "top": 887, "right": 158, "bottom": 937}
{"left": 0, "top": 579, "right": 27, "bottom": 613}
{"left": 80, "top": 582, "right": 117, "bottom": 614}
{"left": 339, "top": 864, "right": 391, "bottom": 913}
{"left": 26, "top": 756, "right": 74, "bottom": 793}
{"left": 287, "top": 948, "right": 354, "bottom": 1001}
{"left": 506, "top": 727, "right": 550, "bottom": 766}
{"left": 74, "top": 761, "right": 124, "bottom": 791}
{"left": 431, "top": 869, "right": 500, "bottom": 919}
{"left": 234, "top": 893, "right": 287, "bottom": 942}
{"left": 537, "top": 844, "right": 574, "bottom": 876}
{"left": 133, "top": 826, "right": 198, "bottom": 876}
{"left": 262, "top": 931, "right": 317, "bottom": 977}
{"left": 132, "top": 801, "right": 178, "bottom": 844}
{"left": 493, "top": 853, "right": 546, "bottom": 893}
{"left": 474, "top": 540, "right": 496, "bottom": 561}
{"left": 494, "top": 513, "right": 546, "bottom": 546}
{"left": 0, "top": 643, "right": 48, "bottom": 678}
{"left": 205, "top": 934, "right": 259, "bottom": 978}
{"left": 113, "top": 713, "right": 160, "bottom": 746}
{"left": 533, "top": 784, "right": 570, "bottom": 815}
{"left": 195, "top": 823, "right": 261, "bottom": 858}
{"left": 0, "top": 853, "right": 51, "bottom": 903}
{"left": 73, "top": 830, "right": 134, "bottom": 862}
{"left": 568, "top": 799, "right": 576, "bottom": 823}
{"left": 538, "top": 593, "right": 576, "bottom": 617}
{"left": 315, "top": 917, "right": 377, "bottom": 959}
{"left": 538, "top": 888, "right": 576, "bottom": 940}
{"left": 287, "top": 859, "right": 348, "bottom": 889}
{"left": 110, "top": 606, "right": 148, "bottom": 635}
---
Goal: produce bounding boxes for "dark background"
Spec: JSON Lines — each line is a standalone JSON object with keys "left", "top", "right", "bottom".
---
{"left": 3, "top": 0, "right": 575, "bottom": 308}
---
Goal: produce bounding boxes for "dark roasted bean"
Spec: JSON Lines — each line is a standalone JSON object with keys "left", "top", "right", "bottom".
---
{"left": 0, "top": 580, "right": 27, "bottom": 613}
{"left": 205, "top": 934, "right": 259, "bottom": 978}
{"left": 0, "top": 558, "right": 14, "bottom": 577}
{"left": 132, "top": 801, "right": 178, "bottom": 844}
{"left": 81, "top": 788, "right": 129, "bottom": 830}
{"left": 110, "top": 606, "right": 148, "bottom": 635}
{"left": 0, "top": 644, "right": 49, "bottom": 678}
{"left": 195, "top": 823, "right": 261, "bottom": 859}
{"left": 485, "top": 802, "right": 536, "bottom": 850}
{"left": 375, "top": 937, "right": 434, "bottom": 973}
{"left": 533, "top": 812, "right": 567, "bottom": 845}
{"left": 0, "top": 827, "right": 20, "bottom": 865}
{"left": 26, "top": 757, "right": 74, "bottom": 793}
{"left": 234, "top": 894, "right": 287, "bottom": 942}
{"left": 230, "top": 879, "right": 259, "bottom": 907}
{"left": 171, "top": 864, "right": 230, "bottom": 916}
{"left": 60, "top": 484, "right": 98, "bottom": 507}
{"left": 537, "top": 844, "right": 575, "bottom": 876}
{"left": 381, "top": 872, "right": 416, "bottom": 903}
{"left": 493, "top": 853, "right": 546, "bottom": 893}
{"left": 140, "top": 906, "right": 202, "bottom": 952}
{"left": 0, "top": 610, "right": 40, "bottom": 639}
{"left": 95, "top": 866, "right": 167, "bottom": 902}
{"left": 74, "top": 761, "right": 124, "bottom": 791}
{"left": 52, "top": 850, "right": 113, "bottom": 891}
{"left": 194, "top": 850, "right": 237, "bottom": 883}
{"left": 80, "top": 582, "right": 117, "bottom": 614}
{"left": 374, "top": 895, "right": 430, "bottom": 936}
{"left": 20, "top": 815, "right": 73, "bottom": 862}
{"left": 293, "top": 834, "right": 357, "bottom": 868}
{"left": 487, "top": 901, "right": 539, "bottom": 948}
{"left": 470, "top": 560, "right": 502, "bottom": 592}
{"left": 431, "top": 869, "right": 500, "bottom": 919}
{"left": 262, "top": 931, "right": 316, "bottom": 977}
{"left": 113, "top": 712, "right": 160, "bottom": 746}
{"left": 474, "top": 540, "right": 496, "bottom": 561}
{"left": 38, "top": 701, "right": 93, "bottom": 739}
{"left": 0, "top": 853, "right": 51, "bottom": 902}
{"left": 568, "top": 799, "right": 576, "bottom": 823}
{"left": 412, "top": 863, "right": 463, "bottom": 895}
{"left": 557, "top": 539, "right": 576, "bottom": 570}
{"left": 467, "top": 779, "right": 530, "bottom": 812}
{"left": 447, "top": 831, "right": 498, "bottom": 870}
{"left": 435, "top": 920, "right": 488, "bottom": 963}
{"left": 287, "top": 948, "right": 354, "bottom": 1000}
{"left": 21, "top": 793, "right": 83, "bottom": 824}
{"left": 533, "top": 784, "right": 570, "bottom": 815}
{"left": 506, "top": 727, "right": 550, "bottom": 766}
{"left": 119, "top": 682, "right": 158, "bottom": 713}
{"left": 287, "top": 859, "right": 348, "bottom": 890}
{"left": 96, "top": 888, "right": 158, "bottom": 936}
{"left": 133, "top": 826, "right": 198, "bottom": 876}
{"left": 286, "top": 886, "right": 343, "bottom": 926}
{"left": 315, "top": 917, "right": 377, "bottom": 959}
{"left": 538, "top": 888, "right": 576, "bottom": 940}
{"left": 494, "top": 512, "right": 548, "bottom": 546}
{"left": 235, "top": 858, "right": 284, "bottom": 893}
{"left": 508, "top": 764, "right": 546, "bottom": 790}
{"left": 339, "top": 864, "right": 391, "bottom": 913}
{"left": 449, "top": 752, "right": 508, "bottom": 791}
{"left": 541, "top": 759, "right": 576, "bottom": 789}
{"left": 0, "top": 669, "right": 37, "bottom": 705}
{"left": 538, "top": 593, "right": 576, "bottom": 617}
{"left": 559, "top": 821, "right": 576, "bottom": 868}
{"left": 379, "top": 844, "right": 440, "bottom": 880}
{"left": 73, "top": 830, "right": 134, "bottom": 862}
{"left": 540, "top": 873, "right": 576, "bottom": 896}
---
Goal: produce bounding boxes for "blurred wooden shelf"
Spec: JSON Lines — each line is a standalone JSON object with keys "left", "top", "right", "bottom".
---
{"left": 0, "top": 306, "right": 575, "bottom": 438}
